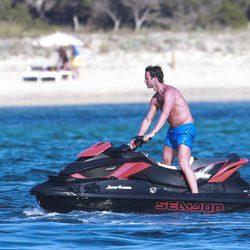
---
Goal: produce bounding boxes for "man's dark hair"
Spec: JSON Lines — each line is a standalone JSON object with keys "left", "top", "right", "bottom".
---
{"left": 145, "top": 65, "right": 164, "bottom": 83}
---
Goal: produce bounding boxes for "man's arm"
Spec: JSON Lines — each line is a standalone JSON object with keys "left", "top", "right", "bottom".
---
{"left": 145, "top": 90, "right": 175, "bottom": 140}
{"left": 138, "top": 97, "right": 158, "bottom": 136}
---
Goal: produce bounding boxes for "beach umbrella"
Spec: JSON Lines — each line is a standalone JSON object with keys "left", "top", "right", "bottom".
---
{"left": 35, "top": 31, "right": 83, "bottom": 47}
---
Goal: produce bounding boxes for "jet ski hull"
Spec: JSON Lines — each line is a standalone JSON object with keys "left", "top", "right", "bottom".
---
{"left": 31, "top": 178, "right": 250, "bottom": 213}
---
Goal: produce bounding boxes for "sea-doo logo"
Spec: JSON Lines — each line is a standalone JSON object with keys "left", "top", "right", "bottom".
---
{"left": 155, "top": 201, "right": 224, "bottom": 213}
{"left": 106, "top": 185, "right": 132, "bottom": 190}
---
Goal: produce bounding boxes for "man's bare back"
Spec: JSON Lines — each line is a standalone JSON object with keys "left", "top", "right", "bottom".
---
{"left": 152, "top": 85, "right": 193, "bottom": 128}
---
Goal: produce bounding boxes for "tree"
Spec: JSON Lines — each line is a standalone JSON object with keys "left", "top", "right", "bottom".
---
{"left": 0, "top": 0, "right": 33, "bottom": 24}
{"left": 91, "top": 0, "right": 125, "bottom": 31}
{"left": 158, "top": 0, "right": 219, "bottom": 30}
{"left": 65, "top": 0, "right": 92, "bottom": 31}
{"left": 216, "top": 0, "right": 248, "bottom": 28}
{"left": 24, "top": 0, "right": 91, "bottom": 30}
{"left": 24, "top": 0, "right": 56, "bottom": 21}
{"left": 122, "top": 0, "right": 160, "bottom": 31}
{"left": 230, "top": 0, "right": 250, "bottom": 20}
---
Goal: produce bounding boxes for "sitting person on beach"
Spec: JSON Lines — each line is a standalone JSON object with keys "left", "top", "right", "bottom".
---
{"left": 138, "top": 65, "right": 199, "bottom": 193}
{"left": 57, "top": 47, "right": 69, "bottom": 70}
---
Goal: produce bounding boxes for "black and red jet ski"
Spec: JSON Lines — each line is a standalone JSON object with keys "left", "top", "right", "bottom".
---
{"left": 30, "top": 137, "right": 250, "bottom": 213}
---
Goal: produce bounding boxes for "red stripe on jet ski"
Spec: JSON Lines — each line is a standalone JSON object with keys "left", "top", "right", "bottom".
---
{"left": 208, "top": 158, "right": 248, "bottom": 183}
{"left": 110, "top": 162, "right": 152, "bottom": 179}
{"left": 77, "top": 142, "right": 112, "bottom": 158}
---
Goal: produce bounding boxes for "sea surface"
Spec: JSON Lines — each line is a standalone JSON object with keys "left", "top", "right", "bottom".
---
{"left": 0, "top": 102, "right": 250, "bottom": 250}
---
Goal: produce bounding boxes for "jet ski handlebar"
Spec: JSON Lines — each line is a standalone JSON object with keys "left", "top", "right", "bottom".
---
{"left": 128, "top": 136, "right": 147, "bottom": 150}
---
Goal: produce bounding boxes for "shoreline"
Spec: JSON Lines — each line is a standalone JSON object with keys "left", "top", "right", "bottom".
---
{"left": 1, "top": 87, "right": 250, "bottom": 108}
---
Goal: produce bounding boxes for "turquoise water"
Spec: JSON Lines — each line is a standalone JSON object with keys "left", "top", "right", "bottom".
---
{"left": 1, "top": 103, "right": 250, "bottom": 249}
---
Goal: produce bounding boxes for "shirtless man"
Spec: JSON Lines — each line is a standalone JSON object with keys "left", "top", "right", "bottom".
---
{"left": 138, "top": 65, "right": 198, "bottom": 193}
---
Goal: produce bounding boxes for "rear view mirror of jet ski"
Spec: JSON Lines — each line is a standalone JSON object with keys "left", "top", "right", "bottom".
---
{"left": 30, "top": 136, "right": 250, "bottom": 214}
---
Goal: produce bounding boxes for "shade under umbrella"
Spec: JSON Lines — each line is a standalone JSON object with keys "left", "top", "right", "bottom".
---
{"left": 35, "top": 31, "right": 83, "bottom": 47}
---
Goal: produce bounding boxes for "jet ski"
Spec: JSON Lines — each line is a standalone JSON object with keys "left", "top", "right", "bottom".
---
{"left": 30, "top": 137, "right": 250, "bottom": 213}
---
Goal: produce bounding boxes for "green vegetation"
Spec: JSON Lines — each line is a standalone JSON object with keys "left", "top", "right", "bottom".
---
{"left": 0, "top": 0, "right": 51, "bottom": 37}
{"left": 0, "top": 0, "right": 249, "bottom": 37}
{"left": 216, "top": 0, "right": 248, "bottom": 28}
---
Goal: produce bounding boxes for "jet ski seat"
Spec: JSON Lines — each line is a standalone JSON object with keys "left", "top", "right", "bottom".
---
{"left": 157, "top": 156, "right": 195, "bottom": 170}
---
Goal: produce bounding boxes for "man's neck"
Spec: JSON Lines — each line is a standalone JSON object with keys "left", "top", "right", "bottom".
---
{"left": 154, "top": 82, "right": 165, "bottom": 96}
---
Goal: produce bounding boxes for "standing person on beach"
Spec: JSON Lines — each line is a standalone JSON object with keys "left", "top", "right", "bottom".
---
{"left": 138, "top": 65, "right": 198, "bottom": 193}
{"left": 70, "top": 45, "right": 83, "bottom": 79}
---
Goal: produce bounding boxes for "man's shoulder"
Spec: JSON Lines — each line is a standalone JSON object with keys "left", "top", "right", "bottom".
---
{"left": 165, "top": 84, "right": 176, "bottom": 90}
{"left": 165, "top": 85, "right": 179, "bottom": 95}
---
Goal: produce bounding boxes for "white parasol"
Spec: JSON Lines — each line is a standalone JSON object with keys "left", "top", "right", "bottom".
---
{"left": 34, "top": 31, "right": 83, "bottom": 47}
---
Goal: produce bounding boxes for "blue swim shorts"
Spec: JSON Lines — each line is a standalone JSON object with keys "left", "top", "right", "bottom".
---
{"left": 164, "top": 123, "right": 196, "bottom": 151}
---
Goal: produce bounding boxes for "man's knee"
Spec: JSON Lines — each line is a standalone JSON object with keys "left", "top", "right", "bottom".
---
{"left": 162, "top": 156, "right": 171, "bottom": 165}
{"left": 178, "top": 157, "right": 190, "bottom": 169}
{"left": 162, "top": 145, "right": 177, "bottom": 165}
{"left": 162, "top": 152, "right": 172, "bottom": 165}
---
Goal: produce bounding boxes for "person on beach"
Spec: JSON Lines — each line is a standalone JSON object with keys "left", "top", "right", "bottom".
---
{"left": 56, "top": 47, "right": 69, "bottom": 70}
{"left": 138, "top": 65, "right": 198, "bottom": 193}
{"left": 70, "top": 45, "right": 83, "bottom": 79}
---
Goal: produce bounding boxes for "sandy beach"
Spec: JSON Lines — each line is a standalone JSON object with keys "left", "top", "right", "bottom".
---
{"left": 0, "top": 31, "right": 249, "bottom": 107}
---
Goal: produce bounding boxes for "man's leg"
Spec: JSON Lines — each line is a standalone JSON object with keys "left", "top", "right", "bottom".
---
{"left": 178, "top": 144, "right": 199, "bottom": 193}
{"left": 162, "top": 145, "right": 178, "bottom": 165}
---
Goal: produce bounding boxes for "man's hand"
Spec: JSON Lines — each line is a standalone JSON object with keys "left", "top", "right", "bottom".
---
{"left": 143, "top": 130, "right": 156, "bottom": 143}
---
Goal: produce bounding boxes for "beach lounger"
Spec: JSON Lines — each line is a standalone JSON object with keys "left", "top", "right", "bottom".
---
{"left": 22, "top": 69, "right": 73, "bottom": 82}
